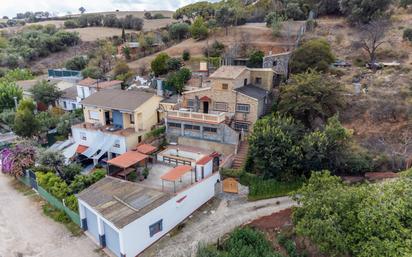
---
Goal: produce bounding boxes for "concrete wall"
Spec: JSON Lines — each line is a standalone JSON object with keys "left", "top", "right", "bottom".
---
{"left": 195, "top": 159, "right": 213, "bottom": 180}
{"left": 234, "top": 93, "right": 259, "bottom": 125}
{"left": 177, "top": 137, "right": 237, "bottom": 156}
{"left": 83, "top": 106, "right": 105, "bottom": 125}
{"left": 120, "top": 172, "right": 220, "bottom": 257}
{"left": 134, "top": 95, "right": 162, "bottom": 133}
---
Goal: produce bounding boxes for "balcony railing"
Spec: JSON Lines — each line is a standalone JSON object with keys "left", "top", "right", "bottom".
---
{"left": 167, "top": 110, "right": 226, "bottom": 123}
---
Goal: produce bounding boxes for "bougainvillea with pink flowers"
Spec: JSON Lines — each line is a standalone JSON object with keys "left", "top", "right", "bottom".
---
{"left": 1, "top": 144, "right": 35, "bottom": 177}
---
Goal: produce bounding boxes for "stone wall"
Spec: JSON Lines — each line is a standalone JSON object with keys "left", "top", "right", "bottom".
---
{"left": 263, "top": 52, "right": 291, "bottom": 77}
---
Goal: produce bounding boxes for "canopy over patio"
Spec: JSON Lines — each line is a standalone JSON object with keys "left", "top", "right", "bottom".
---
{"left": 160, "top": 165, "right": 193, "bottom": 193}
{"left": 135, "top": 144, "right": 157, "bottom": 155}
{"left": 107, "top": 151, "right": 148, "bottom": 169}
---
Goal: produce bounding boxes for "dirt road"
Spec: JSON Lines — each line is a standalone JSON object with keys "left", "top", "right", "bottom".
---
{"left": 0, "top": 174, "right": 102, "bottom": 257}
{"left": 141, "top": 195, "right": 296, "bottom": 257}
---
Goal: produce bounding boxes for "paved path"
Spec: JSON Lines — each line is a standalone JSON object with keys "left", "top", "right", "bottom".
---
{"left": 142, "top": 195, "right": 296, "bottom": 257}
{"left": 0, "top": 174, "right": 103, "bottom": 257}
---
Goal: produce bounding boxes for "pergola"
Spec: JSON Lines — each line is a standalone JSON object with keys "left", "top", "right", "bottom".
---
{"left": 107, "top": 151, "right": 148, "bottom": 180}
{"left": 160, "top": 165, "right": 193, "bottom": 193}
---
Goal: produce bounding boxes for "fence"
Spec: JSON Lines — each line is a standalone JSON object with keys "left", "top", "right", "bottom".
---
{"left": 19, "top": 170, "right": 81, "bottom": 226}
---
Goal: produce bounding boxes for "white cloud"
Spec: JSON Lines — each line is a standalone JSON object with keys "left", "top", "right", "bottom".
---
{"left": 0, "top": 0, "right": 209, "bottom": 18}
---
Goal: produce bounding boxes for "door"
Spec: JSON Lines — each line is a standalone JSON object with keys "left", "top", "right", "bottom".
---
{"left": 104, "top": 222, "right": 121, "bottom": 257}
{"left": 112, "top": 110, "right": 123, "bottom": 128}
{"left": 203, "top": 101, "right": 209, "bottom": 113}
{"left": 105, "top": 111, "right": 111, "bottom": 125}
{"left": 85, "top": 207, "right": 99, "bottom": 243}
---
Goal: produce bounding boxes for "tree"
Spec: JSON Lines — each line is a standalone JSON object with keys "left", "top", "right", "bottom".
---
{"left": 0, "top": 80, "right": 22, "bottom": 110}
{"left": 215, "top": 6, "right": 236, "bottom": 35}
{"left": 277, "top": 70, "right": 345, "bottom": 128}
{"left": 113, "top": 60, "right": 131, "bottom": 77}
{"left": 190, "top": 16, "right": 209, "bottom": 40}
{"left": 37, "top": 149, "right": 67, "bottom": 177}
{"left": 206, "top": 40, "right": 225, "bottom": 58}
{"left": 122, "top": 46, "right": 131, "bottom": 60}
{"left": 79, "top": 7, "right": 86, "bottom": 14}
{"left": 271, "top": 14, "right": 285, "bottom": 37}
{"left": 293, "top": 170, "right": 412, "bottom": 257}
{"left": 339, "top": 0, "right": 392, "bottom": 24}
{"left": 165, "top": 68, "right": 192, "bottom": 94}
{"left": 81, "top": 66, "right": 104, "bottom": 79}
{"left": 151, "top": 53, "right": 170, "bottom": 76}
{"left": 60, "top": 163, "right": 82, "bottom": 183}
{"left": 247, "top": 113, "right": 304, "bottom": 180}
{"left": 290, "top": 38, "right": 335, "bottom": 73}
{"left": 356, "top": 20, "right": 389, "bottom": 68}
{"left": 247, "top": 50, "right": 264, "bottom": 68}
{"left": 169, "top": 23, "right": 190, "bottom": 41}
{"left": 30, "top": 80, "right": 62, "bottom": 106}
{"left": 144, "top": 12, "right": 152, "bottom": 19}
{"left": 65, "top": 56, "right": 88, "bottom": 70}
{"left": 13, "top": 100, "right": 39, "bottom": 138}
{"left": 166, "top": 58, "right": 182, "bottom": 71}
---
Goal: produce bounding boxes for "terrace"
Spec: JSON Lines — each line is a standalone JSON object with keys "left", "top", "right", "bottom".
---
{"left": 167, "top": 110, "right": 226, "bottom": 124}
{"left": 72, "top": 122, "right": 137, "bottom": 137}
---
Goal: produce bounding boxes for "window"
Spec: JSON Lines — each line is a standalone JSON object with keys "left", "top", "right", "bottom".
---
{"left": 80, "top": 132, "right": 87, "bottom": 140}
{"left": 184, "top": 124, "right": 200, "bottom": 130}
{"left": 236, "top": 104, "right": 250, "bottom": 113}
{"left": 63, "top": 101, "right": 67, "bottom": 109}
{"left": 187, "top": 99, "right": 194, "bottom": 108}
{"left": 234, "top": 122, "right": 249, "bottom": 132}
{"left": 129, "top": 114, "right": 135, "bottom": 124}
{"left": 244, "top": 78, "right": 248, "bottom": 86}
{"left": 221, "top": 83, "right": 228, "bottom": 90}
{"left": 114, "top": 139, "right": 120, "bottom": 148}
{"left": 255, "top": 77, "right": 262, "bottom": 85}
{"left": 168, "top": 122, "right": 181, "bottom": 128}
{"left": 214, "top": 102, "right": 228, "bottom": 112}
{"left": 204, "top": 127, "right": 217, "bottom": 133}
{"left": 71, "top": 103, "right": 76, "bottom": 109}
{"left": 149, "top": 219, "right": 163, "bottom": 237}
{"left": 88, "top": 110, "right": 99, "bottom": 120}
{"left": 272, "top": 60, "right": 278, "bottom": 66}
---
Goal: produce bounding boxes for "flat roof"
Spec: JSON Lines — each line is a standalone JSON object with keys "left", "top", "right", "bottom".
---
{"left": 78, "top": 176, "right": 171, "bottom": 229}
{"left": 209, "top": 66, "right": 247, "bottom": 79}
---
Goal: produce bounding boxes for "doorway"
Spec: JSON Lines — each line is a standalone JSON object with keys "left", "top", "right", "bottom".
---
{"left": 203, "top": 101, "right": 209, "bottom": 113}
{"left": 105, "top": 111, "right": 111, "bottom": 125}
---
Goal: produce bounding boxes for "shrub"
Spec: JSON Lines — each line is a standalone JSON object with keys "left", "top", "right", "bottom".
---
{"left": 403, "top": 28, "right": 412, "bottom": 42}
{"left": 220, "top": 168, "right": 243, "bottom": 178}
{"left": 36, "top": 172, "right": 70, "bottom": 200}
{"left": 248, "top": 177, "right": 304, "bottom": 201}
{"left": 169, "top": 23, "right": 190, "bottom": 41}
{"left": 64, "top": 20, "right": 79, "bottom": 28}
{"left": 182, "top": 50, "right": 190, "bottom": 61}
{"left": 65, "top": 194, "right": 79, "bottom": 212}
{"left": 190, "top": 16, "right": 208, "bottom": 40}
{"left": 65, "top": 56, "right": 88, "bottom": 71}
{"left": 151, "top": 52, "right": 170, "bottom": 76}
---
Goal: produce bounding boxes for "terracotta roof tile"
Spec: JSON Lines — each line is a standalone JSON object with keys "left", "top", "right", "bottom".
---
{"left": 161, "top": 165, "right": 192, "bottom": 181}
{"left": 107, "top": 151, "right": 148, "bottom": 168}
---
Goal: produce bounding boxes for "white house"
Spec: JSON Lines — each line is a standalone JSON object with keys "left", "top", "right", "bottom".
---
{"left": 58, "top": 86, "right": 81, "bottom": 111}
{"left": 76, "top": 77, "right": 123, "bottom": 102}
{"left": 77, "top": 148, "right": 220, "bottom": 257}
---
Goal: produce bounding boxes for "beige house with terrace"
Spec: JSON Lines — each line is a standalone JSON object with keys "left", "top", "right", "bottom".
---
{"left": 180, "top": 66, "right": 275, "bottom": 134}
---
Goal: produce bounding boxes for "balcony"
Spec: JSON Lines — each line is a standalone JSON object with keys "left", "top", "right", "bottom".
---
{"left": 167, "top": 110, "right": 226, "bottom": 124}
{"left": 72, "top": 122, "right": 137, "bottom": 137}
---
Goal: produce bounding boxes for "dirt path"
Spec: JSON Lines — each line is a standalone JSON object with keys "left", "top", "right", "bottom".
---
{"left": 0, "top": 174, "right": 103, "bottom": 257}
{"left": 141, "top": 196, "right": 296, "bottom": 257}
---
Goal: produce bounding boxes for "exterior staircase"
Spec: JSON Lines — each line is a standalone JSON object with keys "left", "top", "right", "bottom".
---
{"left": 231, "top": 141, "right": 249, "bottom": 169}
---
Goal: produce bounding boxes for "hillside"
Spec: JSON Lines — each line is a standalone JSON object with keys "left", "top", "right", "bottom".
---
{"left": 305, "top": 14, "right": 412, "bottom": 170}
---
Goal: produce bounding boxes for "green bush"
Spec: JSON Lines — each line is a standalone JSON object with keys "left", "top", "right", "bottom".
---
{"left": 248, "top": 176, "right": 304, "bottom": 201}
{"left": 36, "top": 172, "right": 70, "bottom": 200}
{"left": 64, "top": 194, "right": 79, "bottom": 212}
{"left": 403, "top": 28, "right": 412, "bottom": 42}
{"left": 146, "top": 126, "right": 165, "bottom": 139}
{"left": 182, "top": 50, "right": 190, "bottom": 61}
{"left": 220, "top": 168, "right": 243, "bottom": 178}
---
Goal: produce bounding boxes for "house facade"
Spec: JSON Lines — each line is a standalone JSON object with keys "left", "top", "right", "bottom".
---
{"left": 71, "top": 89, "right": 162, "bottom": 163}
{"left": 168, "top": 66, "right": 274, "bottom": 138}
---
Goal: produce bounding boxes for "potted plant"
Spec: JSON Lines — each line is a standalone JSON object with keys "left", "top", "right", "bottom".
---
{"left": 142, "top": 167, "right": 149, "bottom": 179}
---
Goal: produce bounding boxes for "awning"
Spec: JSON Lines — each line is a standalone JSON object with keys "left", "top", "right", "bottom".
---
{"left": 136, "top": 144, "right": 157, "bottom": 155}
{"left": 161, "top": 165, "right": 192, "bottom": 182}
{"left": 200, "top": 96, "right": 211, "bottom": 101}
{"left": 107, "top": 151, "right": 148, "bottom": 169}
{"left": 76, "top": 145, "right": 88, "bottom": 154}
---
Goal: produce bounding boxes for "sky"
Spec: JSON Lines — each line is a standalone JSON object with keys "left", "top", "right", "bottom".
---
{"left": 0, "top": 0, "right": 208, "bottom": 18}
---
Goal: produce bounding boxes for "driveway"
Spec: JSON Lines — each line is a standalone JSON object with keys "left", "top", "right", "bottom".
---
{"left": 141, "top": 194, "right": 296, "bottom": 257}
{"left": 0, "top": 174, "right": 103, "bottom": 257}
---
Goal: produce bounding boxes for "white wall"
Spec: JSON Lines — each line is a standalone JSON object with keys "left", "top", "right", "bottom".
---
{"left": 58, "top": 98, "right": 81, "bottom": 111}
{"left": 71, "top": 127, "right": 128, "bottom": 155}
{"left": 195, "top": 159, "right": 213, "bottom": 180}
{"left": 76, "top": 85, "right": 92, "bottom": 99}
{"left": 120, "top": 172, "right": 220, "bottom": 257}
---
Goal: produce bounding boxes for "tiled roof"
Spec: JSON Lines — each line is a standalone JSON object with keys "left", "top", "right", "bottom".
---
{"left": 209, "top": 66, "right": 247, "bottom": 79}
{"left": 107, "top": 151, "right": 148, "bottom": 168}
{"left": 160, "top": 165, "right": 192, "bottom": 182}
{"left": 80, "top": 89, "right": 155, "bottom": 112}
{"left": 61, "top": 86, "right": 77, "bottom": 100}
{"left": 78, "top": 77, "right": 97, "bottom": 86}
{"left": 234, "top": 85, "right": 268, "bottom": 100}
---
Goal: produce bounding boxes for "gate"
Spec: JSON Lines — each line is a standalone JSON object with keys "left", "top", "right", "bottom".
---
{"left": 222, "top": 178, "right": 238, "bottom": 194}
{"left": 28, "top": 169, "right": 38, "bottom": 190}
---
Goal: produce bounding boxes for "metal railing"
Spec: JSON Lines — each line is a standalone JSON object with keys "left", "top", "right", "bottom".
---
{"left": 167, "top": 110, "right": 226, "bottom": 123}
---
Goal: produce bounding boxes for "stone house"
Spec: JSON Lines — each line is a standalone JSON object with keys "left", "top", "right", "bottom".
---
{"left": 180, "top": 66, "right": 275, "bottom": 134}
